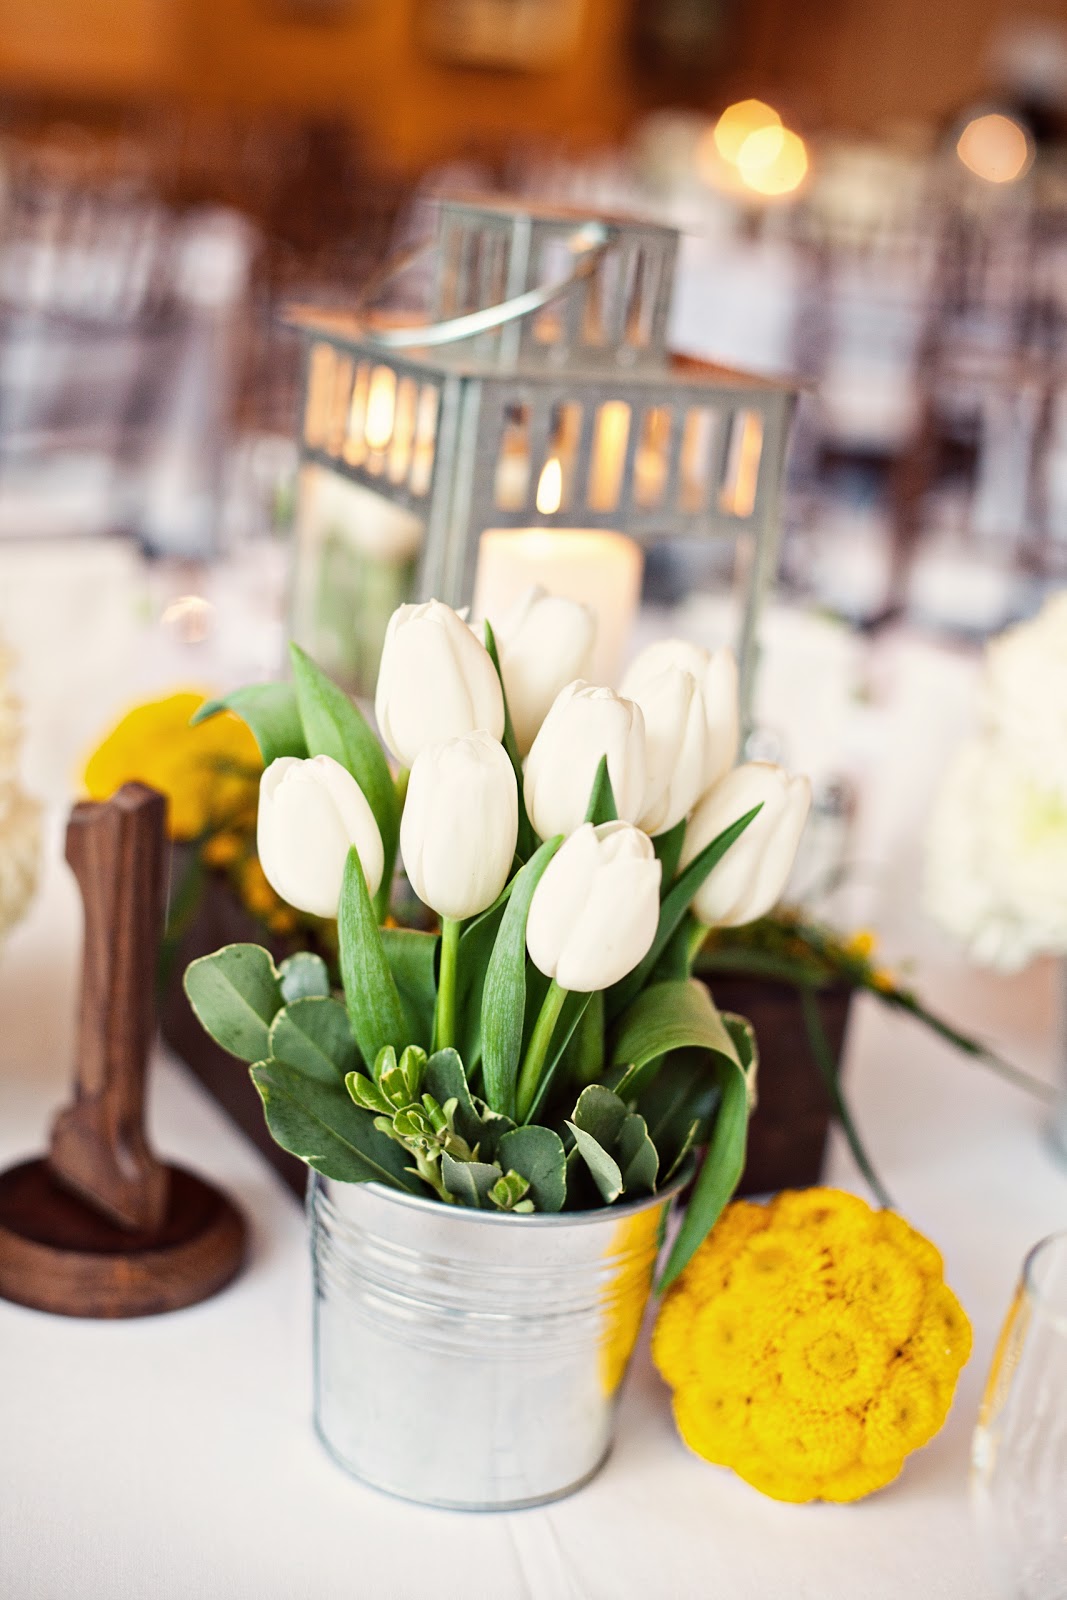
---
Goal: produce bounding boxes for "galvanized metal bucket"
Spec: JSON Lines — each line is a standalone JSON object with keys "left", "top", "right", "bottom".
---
{"left": 308, "top": 1173, "right": 681, "bottom": 1510}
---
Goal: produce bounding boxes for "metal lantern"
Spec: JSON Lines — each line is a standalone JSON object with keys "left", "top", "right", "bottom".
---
{"left": 286, "top": 197, "right": 797, "bottom": 712}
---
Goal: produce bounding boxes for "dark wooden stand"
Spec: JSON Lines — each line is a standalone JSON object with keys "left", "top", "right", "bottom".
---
{"left": 0, "top": 785, "right": 246, "bottom": 1318}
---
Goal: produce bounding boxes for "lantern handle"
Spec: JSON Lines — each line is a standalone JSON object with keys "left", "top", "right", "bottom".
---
{"left": 352, "top": 220, "right": 614, "bottom": 350}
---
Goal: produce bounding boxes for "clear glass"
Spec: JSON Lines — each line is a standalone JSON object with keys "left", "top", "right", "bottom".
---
{"left": 972, "top": 1232, "right": 1067, "bottom": 1598}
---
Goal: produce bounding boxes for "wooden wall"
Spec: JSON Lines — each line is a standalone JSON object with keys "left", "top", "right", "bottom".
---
{"left": 0, "top": 0, "right": 1062, "bottom": 174}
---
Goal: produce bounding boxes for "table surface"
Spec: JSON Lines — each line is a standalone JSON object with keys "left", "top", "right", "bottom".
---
{"left": 2, "top": 602, "right": 1066, "bottom": 1600}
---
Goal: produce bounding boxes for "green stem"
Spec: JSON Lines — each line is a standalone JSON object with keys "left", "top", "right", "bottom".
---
{"left": 686, "top": 919, "right": 709, "bottom": 973}
{"left": 395, "top": 767, "right": 410, "bottom": 810}
{"left": 799, "top": 985, "right": 894, "bottom": 1210}
{"left": 516, "top": 979, "right": 569, "bottom": 1122}
{"left": 434, "top": 917, "right": 461, "bottom": 1051}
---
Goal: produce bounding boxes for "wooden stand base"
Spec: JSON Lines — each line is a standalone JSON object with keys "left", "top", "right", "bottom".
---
{"left": 0, "top": 1159, "right": 246, "bottom": 1319}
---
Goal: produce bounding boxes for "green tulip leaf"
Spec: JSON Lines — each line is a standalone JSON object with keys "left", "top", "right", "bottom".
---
{"left": 289, "top": 643, "right": 400, "bottom": 920}
{"left": 441, "top": 1153, "right": 503, "bottom": 1208}
{"left": 278, "top": 951, "right": 331, "bottom": 1003}
{"left": 250, "top": 1059, "right": 420, "bottom": 1190}
{"left": 657, "top": 1049, "right": 748, "bottom": 1291}
{"left": 496, "top": 1125, "right": 567, "bottom": 1213}
{"left": 183, "top": 943, "right": 283, "bottom": 1062}
{"left": 338, "top": 847, "right": 407, "bottom": 1069}
{"left": 607, "top": 805, "right": 763, "bottom": 1020}
{"left": 652, "top": 818, "right": 687, "bottom": 894}
{"left": 484, "top": 619, "right": 535, "bottom": 860}
{"left": 481, "top": 835, "right": 562, "bottom": 1120}
{"left": 382, "top": 927, "right": 437, "bottom": 1051}
{"left": 584, "top": 753, "right": 618, "bottom": 826}
{"left": 522, "top": 990, "right": 592, "bottom": 1124}
{"left": 607, "top": 978, "right": 753, "bottom": 1290}
{"left": 191, "top": 683, "right": 307, "bottom": 765}
{"left": 269, "top": 997, "right": 358, "bottom": 1084}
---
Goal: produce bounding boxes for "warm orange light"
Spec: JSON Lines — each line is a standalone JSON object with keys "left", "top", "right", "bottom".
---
{"left": 536, "top": 456, "right": 563, "bottom": 515}
{"left": 364, "top": 366, "right": 397, "bottom": 451}
{"left": 737, "top": 126, "right": 809, "bottom": 196}
{"left": 956, "top": 113, "right": 1032, "bottom": 184}
{"left": 713, "top": 99, "right": 781, "bottom": 165}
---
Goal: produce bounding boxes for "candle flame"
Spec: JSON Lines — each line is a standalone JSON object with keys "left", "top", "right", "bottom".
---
{"left": 536, "top": 456, "right": 563, "bottom": 516}
{"left": 365, "top": 367, "right": 397, "bottom": 451}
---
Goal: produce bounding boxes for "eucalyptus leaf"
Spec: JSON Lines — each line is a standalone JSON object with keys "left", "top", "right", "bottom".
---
{"left": 278, "top": 951, "right": 331, "bottom": 1003}
{"left": 250, "top": 1059, "right": 420, "bottom": 1190}
{"left": 607, "top": 806, "right": 763, "bottom": 1019}
{"left": 441, "top": 1153, "right": 503, "bottom": 1208}
{"left": 269, "top": 997, "right": 358, "bottom": 1084}
{"left": 481, "top": 835, "right": 562, "bottom": 1119}
{"left": 382, "top": 927, "right": 437, "bottom": 1050}
{"left": 496, "top": 1125, "right": 567, "bottom": 1212}
{"left": 617, "top": 1111, "right": 658, "bottom": 1195}
{"left": 289, "top": 643, "right": 400, "bottom": 918}
{"left": 338, "top": 848, "right": 407, "bottom": 1068}
{"left": 470, "top": 1103, "right": 516, "bottom": 1164}
{"left": 571, "top": 1084, "right": 630, "bottom": 1149}
{"left": 191, "top": 683, "right": 306, "bottom": 765}
{"left": 422, "top": 1048, "right": 481, "bottom": 1147}
{"left": 183, "top": 944, "right": 283, "bottom": 1063}
{"left": 565, "top": 1123, "right": 623, "bottom": 1204}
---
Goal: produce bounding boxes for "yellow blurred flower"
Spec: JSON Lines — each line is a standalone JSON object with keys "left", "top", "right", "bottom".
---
{"left": 653, "top": 1189, "right": 971, "bottom": 1503}
{"left": 84, "top": 691, "right": 261, "bottom": 841}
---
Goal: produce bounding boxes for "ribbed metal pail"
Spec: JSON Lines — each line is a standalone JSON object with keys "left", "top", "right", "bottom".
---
{"left": 308, "top": 1173, "right": 681, "bottom": 1509}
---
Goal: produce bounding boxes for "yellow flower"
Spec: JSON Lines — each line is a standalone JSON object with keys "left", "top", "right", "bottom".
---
{"left": 240, "top": 857, "right": 281, "bottom": 919}
{"left": 651, "top": 1286, "right": 701, "bottom": 1389}
{"left": 877, "top": 1209, "right": 944, "bottom": 1280}
{"left": 861, "top": 1357, "right": 942, "bottom": 1463}
{"left": 654, "top": 1189, "right": 971, "bottom": 1504}
{"left": 834, "top": 1241, "right": 927, "bottom": 1345}
{"left": 844, "top": 929, "right": 877, "bottom": 960}
{"left": 673, "top": 1384, "right": 752, "bottom": 1467}
{"left": 780, "top": 1302, "right": 894, "bottom": 1411}
{"left": 905, "top": 1281, "right": 973, "bottom": 1381}
{"left": 820, "top": 1457, "right": 903, "bottom": 1503}
{"left": 84, "top": 691, "right": 261, "bottom": 841}
{"left": 749, "top": 1392, "right": 863, "bottom": 1478}
{"left": 201, "top": 830, "right": 244, "bottom": 869}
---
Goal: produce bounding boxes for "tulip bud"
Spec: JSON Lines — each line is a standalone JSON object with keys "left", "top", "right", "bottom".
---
{"left": 526, "top": 821, "right": 662, "bottom": 991}
{"left": 488, "top": 585, "right": 596, "bottom": 755}
{"left": 621, "top": 640, "right": 739, "bottom": 793}
{"left": 375, "top": 599, "right": 504, "bottom": 769}
{"left": 524, "top": 682, "right": 647, "bottom": 841}
{"left": 681, "top": 762, "right": 812, "bottom": 928}
{"left": 625, "top": 665, "right": 710, "bottom": 835}
{"left": 400, "top": 731, "right": 518, "bottom": 921}
{"left": 257, "top": 755, "right": 384, "bottom": 919}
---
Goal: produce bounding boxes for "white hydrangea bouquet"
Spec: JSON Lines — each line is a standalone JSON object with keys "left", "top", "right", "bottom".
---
{"left": 925, "top": 590, "right": 1067, "bottom": 974}
{"left": 184, "top": 589, "right": 809, "bottom": 1287}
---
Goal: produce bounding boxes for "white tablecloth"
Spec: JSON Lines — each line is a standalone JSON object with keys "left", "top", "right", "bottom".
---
{"left": 2, "top": 601, "right": 1066, "bottom": 1599}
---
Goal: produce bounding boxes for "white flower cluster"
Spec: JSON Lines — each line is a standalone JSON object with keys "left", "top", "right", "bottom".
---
{"left": 924, "top": 591, "right": 1067, "bottom": 971}
{"left": 257, "top": 587, "right": 811, "bottom": 993}
{"left": 0, "top": 642, "right": 41, "bottom": 946}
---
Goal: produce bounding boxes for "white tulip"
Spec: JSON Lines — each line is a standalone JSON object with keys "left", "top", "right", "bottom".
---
{"left": 257, "top": 755, "right": 384, "bottom": 919}
{"left": 621, "top": 640, "right": 739, "bottom": 792}
{"left": 488, "top": 585, "right": 596, "bottom": 755}
{"left": 681, "top": 762, "right": 811, "bottom": 928}
{"left": 625, "top": 665, "right": 710, "bottom": 835}
{"left": 524, "top": 682, "right": 647, "bottom": 841}
{"left": 375, "top": 599, "right": 504, "bottom": 769}
{"left": 400, "top": 731, "right": 518, "bottom": 921}
{"left": 526, "top": 821, "right": 662, "bottom": 991}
